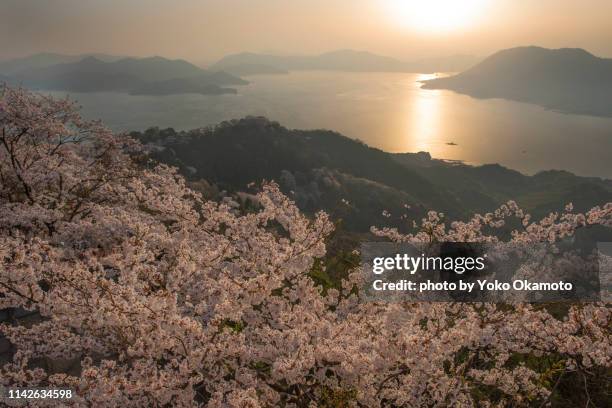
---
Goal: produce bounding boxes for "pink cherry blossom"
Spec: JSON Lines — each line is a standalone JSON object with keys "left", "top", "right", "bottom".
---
{"left": 0, "top": 86, "right": 610, "bottom": 407}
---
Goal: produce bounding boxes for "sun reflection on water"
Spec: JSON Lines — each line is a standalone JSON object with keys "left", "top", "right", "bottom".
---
{"left": 407, "top": 74, "right": 442, "bottom": 153}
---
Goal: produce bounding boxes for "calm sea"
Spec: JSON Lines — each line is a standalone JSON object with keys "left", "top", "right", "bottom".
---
{"left": 50, "top": 71, "right": 612, "bottom": 179}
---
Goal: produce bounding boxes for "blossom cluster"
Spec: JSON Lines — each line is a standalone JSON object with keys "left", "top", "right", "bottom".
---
{"left": 0, "top": 86, "right": 610, "bottom": 407}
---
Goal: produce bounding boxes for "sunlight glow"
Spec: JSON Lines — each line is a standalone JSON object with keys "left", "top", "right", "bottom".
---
{"left": 386, "top": 0, "right": 488, "bottom": 33}
{"left": 408, "top": 74, "right": 442, "bottom": 152}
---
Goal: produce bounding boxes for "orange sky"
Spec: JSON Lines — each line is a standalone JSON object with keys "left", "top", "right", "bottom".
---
{"left": 1, "top": 0, "right": 611, "bottom": 65}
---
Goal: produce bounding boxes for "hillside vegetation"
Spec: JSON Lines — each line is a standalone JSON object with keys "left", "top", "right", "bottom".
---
{"left": 132, "top": 117, "right": 612, "bottom": 231}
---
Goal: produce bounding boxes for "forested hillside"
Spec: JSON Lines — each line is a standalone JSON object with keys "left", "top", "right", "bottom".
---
{"left": 132, "top": 117, "right": 612, "bottom": 231}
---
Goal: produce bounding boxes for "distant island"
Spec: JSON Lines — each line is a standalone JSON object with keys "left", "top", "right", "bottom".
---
{"left": 0, "top": 53, "right": 247, "bottom": 95}
{"left": 216, "top": 63, "right": 289, "bottom": 76}
{"left": 0, "top": 52, "right": 124, "bottom": 75}
{"left": 0, "top": 50, "right": 482, "bottom": 95}
{"left": 210, "top": 49, "right": 480, "bottom": 74}
{"left": 422, "top": 46, "right": 612, "bottom": 117}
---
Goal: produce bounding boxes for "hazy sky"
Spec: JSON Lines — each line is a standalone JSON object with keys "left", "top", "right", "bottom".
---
{"left": 1, "top": 0, "right": 611, "bottom": 66}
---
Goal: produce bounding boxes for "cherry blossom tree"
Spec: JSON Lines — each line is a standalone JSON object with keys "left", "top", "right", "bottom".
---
{"left": 0, "top": 86, "right": 610, "bottom": 407}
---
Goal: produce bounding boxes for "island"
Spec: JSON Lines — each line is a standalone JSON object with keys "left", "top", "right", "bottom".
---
{"left": 421, "top": 46, "right": 612, "bottom": 117}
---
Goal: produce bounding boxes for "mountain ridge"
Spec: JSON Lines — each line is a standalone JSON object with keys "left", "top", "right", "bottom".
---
{"left": 131, "top": 117, "right": 612, "bottom": 231}
{"left": 422, "top": 46, "right": 612, "bottom": 117}
{"left": 1, "top": 54, "right": 247, "bottom": 95}
{"left": 211, "top": 49, "right": 480, "bottom": 74}
{"left": 0, "top": 52, "right": 125, "bottom": 75}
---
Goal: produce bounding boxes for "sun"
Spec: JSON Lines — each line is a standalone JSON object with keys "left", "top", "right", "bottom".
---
{"left": 386, "top": 0, "right": 488, "bottom": 33}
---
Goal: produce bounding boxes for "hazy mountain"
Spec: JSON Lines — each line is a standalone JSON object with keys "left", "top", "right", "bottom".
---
{"left": 422, "top": 46, "right": 612, "bottom": 117}
{"left": 132, "top": 117, "right": 612, "bottom": 231}
{"left": 218, "top": 63, "right": 289, "bottom": 76}
{"left": 0, "top": 52, "right": 124, "bottom": 75}
{"left": 211, "top": 50, "right": 408, "bottom": 72}
{"left": 211, "top": 50, "right": 479, "bottom": 73}
{"left": 8, "top": 55, "right": 247, "bottom": 95}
